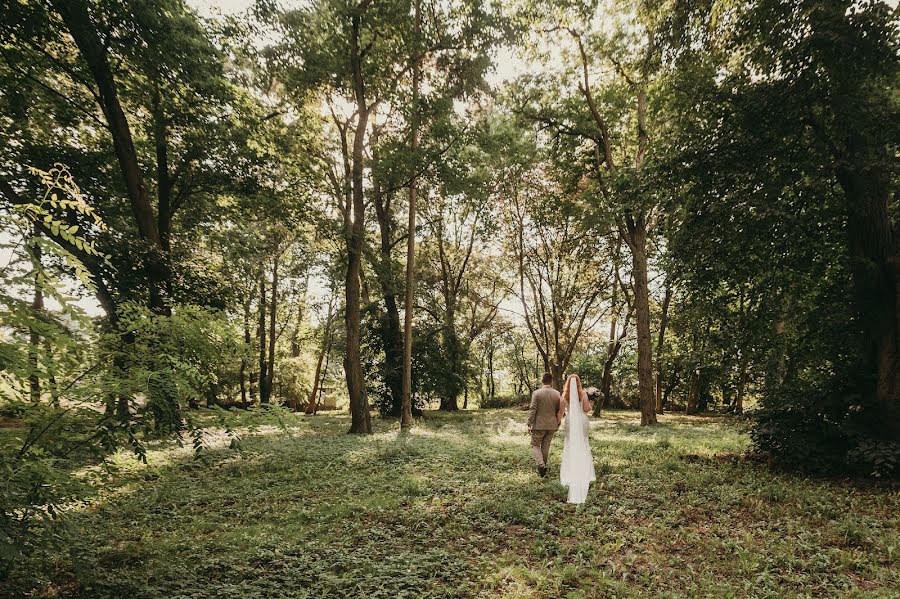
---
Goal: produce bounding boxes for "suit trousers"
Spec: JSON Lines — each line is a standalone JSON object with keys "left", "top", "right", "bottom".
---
{"left": 530, "top": 429, "right": 556, "bottom": 467}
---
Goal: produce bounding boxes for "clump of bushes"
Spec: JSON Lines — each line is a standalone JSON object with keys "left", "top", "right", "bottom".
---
{"left": 752, "top": 372, "right": 899, "bottom": 479}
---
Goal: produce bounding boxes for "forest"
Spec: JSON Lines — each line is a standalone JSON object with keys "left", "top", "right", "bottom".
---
{"left": 0, "top": 0, "right": 897, "bottom": 597}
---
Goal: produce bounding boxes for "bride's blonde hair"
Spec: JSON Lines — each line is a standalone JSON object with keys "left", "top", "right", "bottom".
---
{"left": 562, "top": 373, "right": 584, "bottom": 403}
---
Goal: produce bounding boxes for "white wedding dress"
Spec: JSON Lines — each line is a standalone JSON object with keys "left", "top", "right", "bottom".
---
{"left": 559, "top": 379, "right": 595, "bottom": 504}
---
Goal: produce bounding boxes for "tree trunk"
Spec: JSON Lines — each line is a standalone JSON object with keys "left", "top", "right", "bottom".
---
{"left": 439, "top": 304, "right": 461, "bottom": 411}
{"left": 550, "top": 361, "right": 565, "bottom": 393}
{"left": 663, "top": 368, "right": 678, "bottom": 411}
{"left": 240, "top": 297, "right": 251, "bottom": 403}
{"left": 734, "top": 353, "right": 749, "bottom": 415}
{"left": 45, "top": 339, "right": 58, "bottom": 406}
{"left": 626, "top": 218, "right": 657, "bottom": 426}
{"left": 487, "top": 341, "right": 495, "bottom": 400}
{"left": 314, "top": 330, "right": 334, "bottom": 416}
{"left": 834, "top": 144, "right": 899, "bottom": 437}
{"left": 239, "top": 302, "right": 250, "bottom": 404}
{"left": 596, "top": 301, "right": 633, "bottom": 416}
{"left": 264, "top": 253, "right": 279, "bottom": 403}
{"left": 380, "top": 292, "right": 404, "bottom": 416}
{"left": 686, "top": 369, "right": 700, "bottom": 415}
{"left": 258, "top": 278, "right": 268, "bottom": 403}
{"left": 401, "top": 0, "right": 421, "bottom": 430}
{"left": 370, "top": 120, "right": 405, "bottom": 419}
{"left": 696, "top": 375, "right": 710, "bottom": 413}
{"left": 151, "top": 80, "right": 174, "bottom": 312}
{"left": 306, "top": 302, "right": 335, "bottom": 414}
{"left": 28, "top": 229, "right": 42, "bottom": 402}
{"left": 305, "top": 343, "right": 327, "bottom": 415}
{"left": 608, "top": 272, "right": 619, "bottom": 353}
{"left": 764, "top": 317, "right": 788, "bottom": 395}
{"left": 655, "top": 281, "right": 672, "bottom": 414}
{"left": 345, "top": 12, "right": 372, "bottom": 433}
{"left": 51, "top": 0, "right": 166, "bottom": 311}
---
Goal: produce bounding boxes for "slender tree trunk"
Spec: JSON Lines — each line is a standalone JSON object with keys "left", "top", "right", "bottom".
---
{"left": 265, "top": 253, "right": 279, "bottom": 403}
{"left": 314, "top": 330, "right": 334, "bottom": 416}
{"left": 735, "top": 354, "right": 749, "bottom": 415}
{"left": 240, "top": 297, "right": 251, "bottom": 403}
{"left": 345, "top": 12, "right": 372, "bottom": 433}
{"left": 28, "top": 229, "right": 42, "bottom": 402}
{"left": 45, "top": 339, "right": 58, "bottom": 406}
{"left": 151, "top": 80, "right": 174, "bottom": 313}
{"left": 608, "top": 274, "right": 619, "bottom": 353}
{"left": 663, "top": 368, "right": 678, "bottom": 411}
{"left": 151, "top": 82, "right": 170, "bottom": 253}
{"left": 598, "top": 354, "right": 616, "bottom": 415}
{"left": 401, "top": 0, "right": 421, "bottom": 430}
{"left": 306, "top": 302, "right": 334, "bottom": 414}
{"left": 597, "top": 305, "right": 631, "bottom": 416}
{"left": 258, "top": 278, "right": 268, "bottom": 403}
{"left": 487, "top": 341, "right": 495, "bottom": 400}
{"left": 655, "top": 281, "right": 672, "bottom": 414}
{"left": 764, "top": 317, "right": 788, "bottom": 395}
{"left": 306, "top": 343, "right": 328, "bottom": 414}
{"left": 626, "top": 219, "right": 657, "bottom": 425}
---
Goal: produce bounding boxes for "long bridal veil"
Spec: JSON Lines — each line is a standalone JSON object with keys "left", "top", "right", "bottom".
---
{"left": 560, "top": 375, "right": 595, "bottom": 504}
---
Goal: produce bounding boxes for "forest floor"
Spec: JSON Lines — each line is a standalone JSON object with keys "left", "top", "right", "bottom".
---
{"left": 6, "top": 408, "right": 899, "bottom": 598}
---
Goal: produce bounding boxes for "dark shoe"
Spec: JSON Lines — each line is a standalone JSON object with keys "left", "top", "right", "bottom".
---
{"left": 538, "top": 465, "right": 547, "bottom": 478}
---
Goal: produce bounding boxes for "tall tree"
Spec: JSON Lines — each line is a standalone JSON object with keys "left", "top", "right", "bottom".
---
{"left": 504, "top": 161, "right": 614, "bottom": 391}
{"left": 656, "top": 0, "right": 898, "bottom": 469}
{"left": 513, "top": 1, "right": 667, "bottom": 424}
{"left": 272, "top": 0, "right": 507, "bottom": 428}
{"left": 401, "top": 0, "right": 421, "bottom": 429}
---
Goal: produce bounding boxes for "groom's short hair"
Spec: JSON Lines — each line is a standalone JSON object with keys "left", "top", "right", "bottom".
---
{"left": 541, "top": 372, "right": 553, "bottom": 385}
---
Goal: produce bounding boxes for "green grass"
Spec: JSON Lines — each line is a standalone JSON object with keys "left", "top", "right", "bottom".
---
{"left": 5, "top": 409, "right": 898, "bottom": 598}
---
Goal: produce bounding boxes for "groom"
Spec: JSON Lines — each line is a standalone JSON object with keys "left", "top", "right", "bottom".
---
{"left": 527, "top": 372, "right": 562, "bottom": 478}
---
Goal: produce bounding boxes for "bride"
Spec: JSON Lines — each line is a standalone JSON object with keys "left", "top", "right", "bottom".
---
{"left": 558, "top": 373, "right": 595, "bottom": 504}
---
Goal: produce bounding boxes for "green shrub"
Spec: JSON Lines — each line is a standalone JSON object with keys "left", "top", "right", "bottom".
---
{"left": 752, "top": 373, "right": 898, "bottom": 478}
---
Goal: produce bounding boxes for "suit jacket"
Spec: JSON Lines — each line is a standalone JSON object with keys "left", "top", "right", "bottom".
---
{"left": 528, "top": 385, "right": 561, "bottom": 430}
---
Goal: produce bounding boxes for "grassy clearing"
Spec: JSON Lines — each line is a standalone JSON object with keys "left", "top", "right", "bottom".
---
{"left": 5, "top": 409, "right": 898, "bottom": 598}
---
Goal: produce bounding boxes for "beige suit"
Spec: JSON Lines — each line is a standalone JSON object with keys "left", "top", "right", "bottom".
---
{"left": 528, "top": 385, "right": 561, "bottom": 468}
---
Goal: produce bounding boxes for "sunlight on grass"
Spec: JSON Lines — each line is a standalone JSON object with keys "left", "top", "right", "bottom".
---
{"left": 6, "top": 408, "right": 898, "bottom": 598}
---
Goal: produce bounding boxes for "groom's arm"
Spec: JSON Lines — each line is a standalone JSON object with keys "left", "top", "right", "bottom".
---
{"left": 527, "top": 393, "right": 538, "bottom": 430}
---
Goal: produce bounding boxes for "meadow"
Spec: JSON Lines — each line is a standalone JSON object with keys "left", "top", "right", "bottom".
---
{"left": 4, "top": 408, "right": 898, "bottom": 598}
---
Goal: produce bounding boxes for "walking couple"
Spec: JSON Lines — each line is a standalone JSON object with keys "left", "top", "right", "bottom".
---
{"left": 527, "top": 372, "right": 595, "bottom": 504}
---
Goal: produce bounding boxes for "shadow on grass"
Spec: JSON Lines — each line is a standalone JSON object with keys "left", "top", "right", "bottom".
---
{"left": 5, "top": 408, "right": 898, "bottom": 599}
